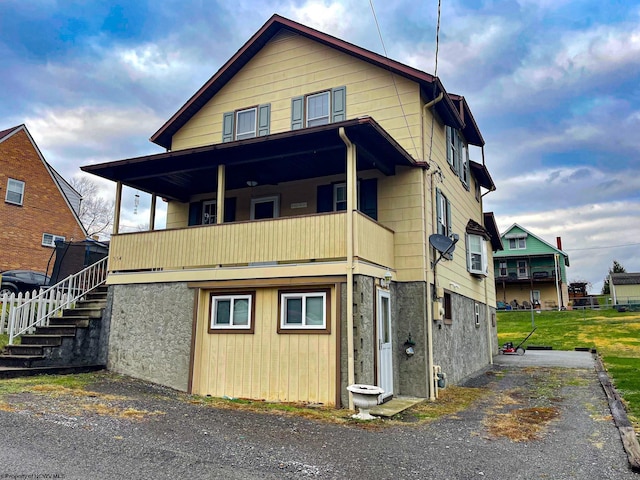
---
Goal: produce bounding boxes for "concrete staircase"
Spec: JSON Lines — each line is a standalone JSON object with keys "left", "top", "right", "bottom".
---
{"left": 0, "top": 286, "right": 108, "bottom": 374}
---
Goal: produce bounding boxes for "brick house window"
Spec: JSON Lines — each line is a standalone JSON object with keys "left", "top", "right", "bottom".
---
{"left": 5, "top": 178, "right": 25, "bottom": 205}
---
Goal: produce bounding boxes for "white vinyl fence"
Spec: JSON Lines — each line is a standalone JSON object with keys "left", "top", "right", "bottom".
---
{"left": 0, "top": 289, "right": 69, "bottom": 336}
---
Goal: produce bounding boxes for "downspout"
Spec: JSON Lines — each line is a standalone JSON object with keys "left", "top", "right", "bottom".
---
{"left": 339, "top": 127, "right": 356, "bottom": 410}
{"left": 422, "top": 91, "right": 443, "bottom": 402}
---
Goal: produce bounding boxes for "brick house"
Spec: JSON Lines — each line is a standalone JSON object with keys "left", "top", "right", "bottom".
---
{"left": 0, "top": 124, "right": 87, "bottom": 273}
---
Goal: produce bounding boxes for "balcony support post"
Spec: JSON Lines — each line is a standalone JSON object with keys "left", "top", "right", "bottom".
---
{"left": 149, "top": 194, "right": 157, "bottom": 230}
{"left": 216, "top": 164, "right": 225, "bottom": 224}
{"left": 339, "top": 127, "right": 356, "bottom": 410}
{"left": 113, "top": 181, "right": 122, "bottom": 235}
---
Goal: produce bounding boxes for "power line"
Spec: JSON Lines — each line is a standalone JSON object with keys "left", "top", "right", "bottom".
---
{"left": 368, "top": 0, "right": 420, "bottom": 159}
{"left": 564, "top": 242, "right": 640, "bottom": 252}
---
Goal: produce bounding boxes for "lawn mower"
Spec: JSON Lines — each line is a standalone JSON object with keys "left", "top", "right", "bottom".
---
{"left": 499, "top": 327, "right": 537, "bottom": 355}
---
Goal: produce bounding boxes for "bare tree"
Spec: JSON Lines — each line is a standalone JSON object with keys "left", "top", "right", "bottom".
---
{"left": 70, "top": 176, "right": 114, "bottom": 238}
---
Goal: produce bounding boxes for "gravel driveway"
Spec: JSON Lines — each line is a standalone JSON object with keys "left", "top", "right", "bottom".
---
{"left": 0, "top": 359, "right": 636, "bottom": 479}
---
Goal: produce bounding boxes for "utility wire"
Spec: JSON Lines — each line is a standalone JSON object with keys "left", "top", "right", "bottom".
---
{"left": 564, "top": 242, "right": 640, "bottom": 252}
{"left": 427, "top": 0, "right": 442, "bottom": 166}
{"left": 368, "top": 0, "right": 419, "bottom": 159}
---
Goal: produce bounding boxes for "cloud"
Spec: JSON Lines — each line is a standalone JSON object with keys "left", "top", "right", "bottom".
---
{"left": 494, "top": 200, "right": 640, "bottom": 293}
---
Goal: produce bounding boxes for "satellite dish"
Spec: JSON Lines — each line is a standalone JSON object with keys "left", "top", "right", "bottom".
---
{"left": 429, "top": 233, "right": 459, "bottom": 267}
{"left": 429, "top": 234, "right": 455, "bottom": 254}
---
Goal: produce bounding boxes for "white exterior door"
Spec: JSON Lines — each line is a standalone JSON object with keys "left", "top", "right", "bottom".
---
{"left": 377, "top": 289, "right": 393, "bottom": 401}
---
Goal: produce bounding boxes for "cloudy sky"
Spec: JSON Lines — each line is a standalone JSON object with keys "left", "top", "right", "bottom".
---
{"left": 2, "top": 0, "right": 639, "bottom": 293}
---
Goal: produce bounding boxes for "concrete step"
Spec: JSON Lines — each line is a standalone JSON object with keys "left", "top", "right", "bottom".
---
{"left": 0, "top": 364, "right": 105, "bottom": 379}
{"left": 74, "top": 299, "right": 106, "bottom": 310}
{"left": 20, "top": 335, "right": 62, "bottom": 347}
{"left": 62, "top": 307, "right": 103, "bottom": 319}
{"left": 34, "top": 325, "right": 77, "bottom": 336}
{"left": 49, "top": 316, "right": 89, "bottom": 328}
{"left": 85, "top": 291, "right": 108, "bottom": 301}
{"left": 5, "top": 344, "right": 44, "bottom": 356}
{"left": 0, "top": 355, "right": 45, "bottom": 368}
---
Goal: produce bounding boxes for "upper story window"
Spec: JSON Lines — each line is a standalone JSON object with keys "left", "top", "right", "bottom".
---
{"left": 5, "top": 178, "right": 25, "bottom": 205}
{"left": 498, "top": 261, "right": 507, "bottom": 277}
{"left": 291, "top": 86, "right": 346, "bottom": 130}
{"left": 222, "top": 104, "right": 270, "bottom": 142}
{"left": 202, "top": 200, "right": 217, "bottom": 225}
{"left": 42, "top": 233, "right": 65, "bottom": 248}
{"left": 436, "top": 188, "right": 452, "bottom": 237}
{"left": 509, "top": 237, "right": 526, "bottom": 250}
{"left": 446, "top": 126, "right": 470, "bottom": 190}
{"left": 307, "top": 91, "right": 330, "bottom": 127}
{"left": 236, "top": 108, "right": 257, "bottom": 140}
{"left": 466, "top": 234, "right": 488, "bottom": 276}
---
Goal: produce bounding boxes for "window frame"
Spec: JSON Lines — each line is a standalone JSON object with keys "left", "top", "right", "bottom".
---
{"left": 474, "top": 302, "right": 480, "bottom": 326}
{"left": 443, "top": 291, "right": 453, "bottom": 325}
{"left": 235, "top": 107, "right": 257, "bottom": 140}
{"left": 209, "top": 291, "right": 256, "bottom": 333}
{"left": 250, "top": 195, "right": 280, "bottom": 220}
{"left": 306, "top": 91, "right": 330, "bottom": 127}
{"left": 517, "top": 260, "right": 529, "bottom": 279}
{"left": 466, "top": 233, "right": 488, "bottom": 276}
{"left": 278, "top": 288, "right": 331, "bottom": 334}
{"left": 5, "top": 178, "right": 25, "bottom": 205}
{"left": 42, "top": 233, "right": 65, "bottom": 248}
{"left": 498, "top": 261, "right": 507, "bottom": 277}
{"left": 509, "top": 237, "right": 526, "bottom": 250}
{"left": 201, "top": 200, "right": 217, "bottom": 225}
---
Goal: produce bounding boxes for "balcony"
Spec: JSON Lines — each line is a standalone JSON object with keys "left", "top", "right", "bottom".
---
{"left": 495, "top": 266, "right": 559, "bottom": 283}
{"left": 108, "top": 211, "right": 394, "bottom": 274}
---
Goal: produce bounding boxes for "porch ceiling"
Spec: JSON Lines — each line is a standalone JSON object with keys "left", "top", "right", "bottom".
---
{"left": 81, "top": 117, "right": 420, "bottom": 202}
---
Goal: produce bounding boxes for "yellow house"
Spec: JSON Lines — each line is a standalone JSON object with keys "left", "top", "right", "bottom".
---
{"left": 610, "top": 273, "right": 640, "bottom": 306}
{"left": 83, "top": 14, "right": 501, "bottom": 407}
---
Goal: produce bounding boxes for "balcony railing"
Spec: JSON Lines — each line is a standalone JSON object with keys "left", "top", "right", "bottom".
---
{"left": 108, "top": 211, "right": 394, "bottom": 273}
{"left": 495, "top": 266, "right": 559, "bottom": 282}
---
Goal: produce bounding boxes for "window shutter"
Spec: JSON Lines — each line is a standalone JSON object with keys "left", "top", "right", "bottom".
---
{"left": 331, "top": 86, "right": 346, "bottom": 123}
{"left": 445, "top": 127, "right": 452, "bottom": 167}
{"left": 465, "top": 234, "right": 471, "bottom": 271}
{"left": 446, "top": 197, "right": 452, "bottom": 238}
{"left": 258, "top": 104, "right": 270, "bottom": 136}
{"left": 317, "top": 184, "right": 333, "bottom": 213}
{"left": 188, "top": 201, "right": 202, "bottom": 226}
{"left": 224, "top": 197, "right": 236, "bottom": 223}
{"left": 436, "top": 188, "right": 443, "bottom": 235}
{"left": 222, "top": 112, "right": 234, "bottom": 142}
{"left": 291, "top": 96, "right": 304, "bottom": 130}
{"left": 359, "top": 178, "right": 377, "bottom": 220}
{"left": 454, "top": 131, "right": 461, "bottom": 176}
{"left": 482, "top": 239, "right": 488, "bottom": 274}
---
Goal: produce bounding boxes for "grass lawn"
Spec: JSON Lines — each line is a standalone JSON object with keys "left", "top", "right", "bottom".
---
{"left": 497, "top": 308, "right": 640, "bottom": 430}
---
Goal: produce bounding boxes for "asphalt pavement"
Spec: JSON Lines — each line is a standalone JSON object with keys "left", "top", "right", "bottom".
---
{"left": 0, "top": 354, "right": 636, "bottom": 479}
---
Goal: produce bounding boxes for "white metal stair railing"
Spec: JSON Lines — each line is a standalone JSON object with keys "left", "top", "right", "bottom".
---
{"left": 7, "top": 256, "right": 109, "bottom": 345}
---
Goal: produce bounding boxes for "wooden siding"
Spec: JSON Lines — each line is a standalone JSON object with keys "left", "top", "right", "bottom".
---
{"left": 109, "top": 211, "right": 395, "bottom": 273}
{"left": 354, "top": 211, "right": 394, "bottom": 268}
{"left": 614, "top": 284, "right": 640, "bottom": 302}
{"left": 191, "top": 286, "right": 338, "bottom": 405}
{"left": 171, "top": 31, "right": 421, "bottom": 159}
{"left": 422, "top": 107, "right": 497, "bottom": 306}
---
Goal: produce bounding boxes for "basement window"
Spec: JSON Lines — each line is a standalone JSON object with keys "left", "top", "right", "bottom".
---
{"left": 209, "top": 292, "right": 255, "bottom": 333}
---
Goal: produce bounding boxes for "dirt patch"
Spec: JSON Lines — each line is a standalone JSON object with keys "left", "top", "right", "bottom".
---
{"left": 486, "top": 406, "right": 560, "bottom": 442}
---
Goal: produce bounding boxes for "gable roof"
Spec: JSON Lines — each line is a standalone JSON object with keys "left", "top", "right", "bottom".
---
{"left": 610, "top": 273, "right": 640, "bottom": 286}
{"left": 150, "top": 14, "right": 483, "bottom": 150}
{"left": 0, "top": 124, "right": 87, "bottom": 236}
{"left": 497, "top": 223, "right": 569, "bottom": 265}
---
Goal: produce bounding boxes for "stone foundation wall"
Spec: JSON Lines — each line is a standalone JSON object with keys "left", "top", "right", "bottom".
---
{"left": 107, "top": 283, "right": 194, "bottom": 391}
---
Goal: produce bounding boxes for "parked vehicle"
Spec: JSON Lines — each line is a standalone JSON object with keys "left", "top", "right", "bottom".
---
{"left": 0, "top": 270, "right": 50, "bottom": 296}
